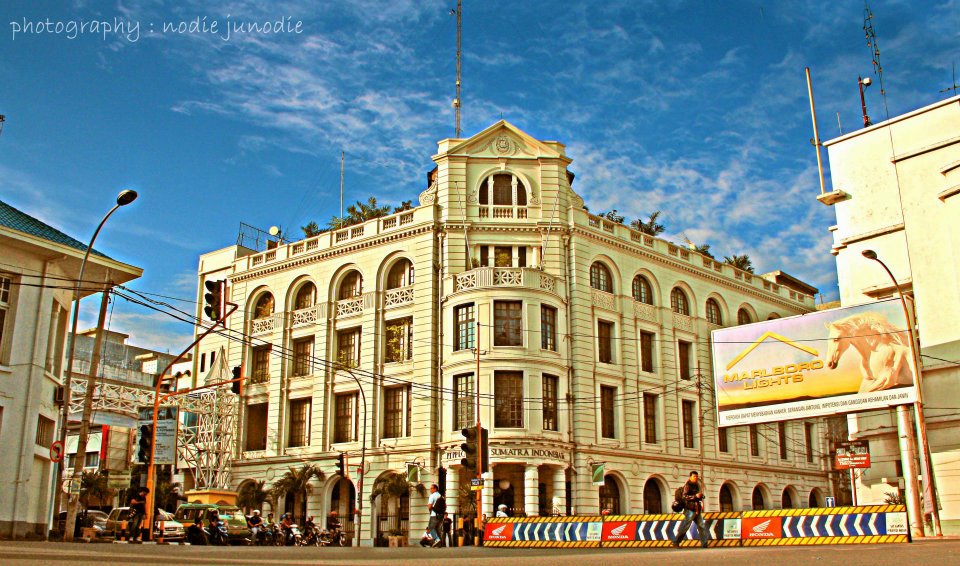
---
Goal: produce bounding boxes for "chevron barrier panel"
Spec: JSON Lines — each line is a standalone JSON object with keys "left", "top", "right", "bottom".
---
{"left": 740, "top": 505, "right": 909, "bottom": 546}
{"left": 483, "top": 506, "right": 908, "bottom": 548}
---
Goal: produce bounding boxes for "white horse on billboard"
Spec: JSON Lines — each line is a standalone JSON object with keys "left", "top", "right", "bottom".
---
{"left": 825, "top": 311, "right": 914, "bottom": 393}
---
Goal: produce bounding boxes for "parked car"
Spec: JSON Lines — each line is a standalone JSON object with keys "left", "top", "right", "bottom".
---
{"left": 104, "top": 507, "right": 185, "bottom": 541}
{"left": 56, "top": 510, "right": 108, "bottom": 537}
{"left": 174, "top": 503, "right": 250, "bottom": 544}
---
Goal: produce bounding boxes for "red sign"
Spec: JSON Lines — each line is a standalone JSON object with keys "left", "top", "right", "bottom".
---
{"left": 742, "top": 517, "right": 783, "bottom": 539}
{"left": 601, "top": 521, "right": 637, "bottom": 541}
{"left": 835, "top": 441, "right": 871, "bottom": 469}
{"left": 50, "top": 440, "right": 64, "bottom": 463}
{"left": 484, "top": 523, "right": 514, "bottom": 541}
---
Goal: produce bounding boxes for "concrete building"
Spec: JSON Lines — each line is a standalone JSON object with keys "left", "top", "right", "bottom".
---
{"left": 821, "top": 95, "right": 960, "bottom": 532}
{"left": 61, "top": 329, "right": 181, "bottom": 508}
{"left": 0, "top": 200, "right": 141, "bottom": 538}
{"left": 193, "top": 122, "right": 832, "bottom": 545}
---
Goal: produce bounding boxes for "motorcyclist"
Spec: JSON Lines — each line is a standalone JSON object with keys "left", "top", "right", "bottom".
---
{"left": 186, "top": 516, "right": 207, "bottom": 545}
{"left": 280, "top": 513, "right": 296, "bottom": 546}
{"left": 247, "top": 510, "right": 264, "bottom": 544}
{"left": 326, "top": 511, "right": 343, "bottom": 546}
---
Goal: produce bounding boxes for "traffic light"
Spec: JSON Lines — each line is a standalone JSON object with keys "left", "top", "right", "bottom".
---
{"left": 460, "top": 427, "right": 478, "bottom": 476}
{"left": 231, "top": 366, "right": 241, "bottom": 395}
{"left": 203, "top": 280, "right": 225, "bottom": 321}
{"left": 437, "top": 466, "right": 447, "bottom": 496}
{"left": 336, "top": 453, "right": 345, "bottom": 476}
{"left": 137, "top": 424, "right": 153, "bottom": 464}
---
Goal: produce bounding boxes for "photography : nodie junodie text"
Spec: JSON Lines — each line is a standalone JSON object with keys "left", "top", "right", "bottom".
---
{"left": 9, "top": 15, "right": 303, "bottom": 43}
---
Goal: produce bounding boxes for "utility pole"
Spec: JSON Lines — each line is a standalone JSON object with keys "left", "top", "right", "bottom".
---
{"left": 63, "top": 289, "right": 110, "bottom": 541}
{"left": 475, "top": 319, "right": 482, "bottom": 536}
{"left": 697, "top": 364, "right": 705, "bottom": 477}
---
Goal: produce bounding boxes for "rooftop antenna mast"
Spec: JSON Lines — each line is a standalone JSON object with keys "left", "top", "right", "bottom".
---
{"left": 451, "top": 0, "right": 462, "bottom": 137}
{"left": 340, "top": 150, "right": 345, "bottom": 223}
{"left": 863, "top": 2, "right": 889, "bottom": 121}
{"left": 940, "top": 62, "right": 960, "bottom": 97}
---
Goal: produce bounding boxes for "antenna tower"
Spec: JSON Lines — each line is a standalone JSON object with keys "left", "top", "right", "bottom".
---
{"left": 940, "top": 62, "right": 960, "bottom": 97}
{"left": 863, "top": 3, "right": 889, "bottom": 120}
{"left": 454, "top": 0, "right": 462, "bottom": 137}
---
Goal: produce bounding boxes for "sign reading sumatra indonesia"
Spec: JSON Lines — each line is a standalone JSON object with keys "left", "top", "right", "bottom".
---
{"left": 711, "top": 298, "right": 917, "bottom": 427}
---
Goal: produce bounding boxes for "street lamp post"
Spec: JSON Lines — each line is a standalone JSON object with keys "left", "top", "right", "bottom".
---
{"left": 58, "top": 190, "right": 138, "bottom": 541}
{"left": 862, "top": 249, "right": 942, "bottom": 536}
{"left": 339, "top": 366, "right": 366, "bottom": 547}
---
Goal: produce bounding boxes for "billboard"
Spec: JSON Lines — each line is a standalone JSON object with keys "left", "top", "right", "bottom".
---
{"left": 712, "top": 298, "right": 916, "bottom": 426}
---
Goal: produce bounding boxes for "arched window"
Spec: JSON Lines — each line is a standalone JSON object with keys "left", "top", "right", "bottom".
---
{"left": 719, "top": 483, "right": 735, "bottom": 512}
{"left": 339, "top": 271, "right": 363, "bottom": 300}
{"left": 752, "top": 486, "right": 766, "bottom": 510}
{"left": 642, "top": 479, "right": 662, "bottom": 514}
{"left": 253, "top": 293, "right": 274, "bottom": 319}
{"left": 387, "top": 259, "right": 414, "bottom": 289}
{"left": 808, "top": 489, "right": 822, "bottom": 508}
{"left": 767, "top": 312, "right": 781, "bottom": 320}
{"left": 294, "top": 283, "right": 316, "bottom": 310}
{"left": 479, "top": 173, "right": 527, "bottom": 206}
{"left": 670, "top": 287, "right": 689, "bottom": 315}
{"left": 632, "top": 275, "right": 653, "bottom": 304}
{"left": 590, "top": 262, "right": 613, "bottom": 293}
{"left": 706, "top": 299, "right": 722, "bottom": 325}
{"left": 599, "top": 475, "right": 621, "bottom": 515}
{"left": 781, "top": 488, "right": 795, "bottom": 509}
{"left": 737, "top": 308, "right": 752, "bottom": 325}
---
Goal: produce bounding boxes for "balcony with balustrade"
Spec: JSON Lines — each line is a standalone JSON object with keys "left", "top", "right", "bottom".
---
{"left": 444, "top": 266, "right": 561, "bottom": 298}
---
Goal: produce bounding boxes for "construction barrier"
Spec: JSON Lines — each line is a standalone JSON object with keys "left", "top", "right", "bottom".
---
{"left": 483, "top": 505, "right": 908, "bottom": 548}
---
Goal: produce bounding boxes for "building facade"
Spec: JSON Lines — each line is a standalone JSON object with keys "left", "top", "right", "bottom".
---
{"left": 0, "top": 200, "right": 141, "bottom": 538}
{"left": 194, "top": 122, "right": 832, "bottom": 544}
{"left": 821, "top": 95, "right": 960, "bottom": 532}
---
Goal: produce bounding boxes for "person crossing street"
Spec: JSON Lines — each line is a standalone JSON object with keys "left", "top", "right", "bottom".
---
{"left": 672, "top": 471, "right": 709, "bottom": 549}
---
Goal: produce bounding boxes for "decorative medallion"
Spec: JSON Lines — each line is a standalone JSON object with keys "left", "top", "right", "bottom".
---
{"left": 481, "top": 134, "right": 521, "bottom": 156}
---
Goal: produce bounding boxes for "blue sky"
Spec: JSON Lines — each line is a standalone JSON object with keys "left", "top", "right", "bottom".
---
{"left": 1, "top": 0, "right": 957, "bottom": 351}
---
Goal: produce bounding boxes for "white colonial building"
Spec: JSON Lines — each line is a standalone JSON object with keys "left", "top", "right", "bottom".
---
{"left": 821, "top": 95, "right": 960, "bottom": 532}
{"left": 0, "top": 200, "right": 141, "bottom": 538}
{"left": 192, "top": 122, "right": 832, "bottom": 544}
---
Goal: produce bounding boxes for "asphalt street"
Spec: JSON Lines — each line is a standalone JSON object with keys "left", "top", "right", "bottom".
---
{"left": 1, "top": 539, "right": 959, "bottom": 566}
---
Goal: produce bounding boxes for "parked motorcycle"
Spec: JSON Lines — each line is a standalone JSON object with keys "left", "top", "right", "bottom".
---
{"left": 283, "top": 524, "right": 303, "bottom": 546}
{"left": 298, "top": 523, "right": 323, "bottom": 547}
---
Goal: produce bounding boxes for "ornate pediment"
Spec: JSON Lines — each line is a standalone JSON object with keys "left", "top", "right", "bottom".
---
{"left": 449, "top": 120, "right": 562, "bottom": 160}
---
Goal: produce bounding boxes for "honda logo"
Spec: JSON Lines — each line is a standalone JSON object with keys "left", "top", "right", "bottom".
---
{"left": 492, "top": 525, "right": 506, "bottom": 536}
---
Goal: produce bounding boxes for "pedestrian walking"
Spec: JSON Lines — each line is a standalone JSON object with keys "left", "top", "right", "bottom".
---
{"left": 426, "top": 484, "right": 445, "bottom": 548}
{"left": 672, "top": 471, "right": 708, "bottom": 549}
{"left": 128, "top": 487, "right": 149, "bottom": 542}
{"left": 442, "top": 512, "right": 453, "bottom": 547}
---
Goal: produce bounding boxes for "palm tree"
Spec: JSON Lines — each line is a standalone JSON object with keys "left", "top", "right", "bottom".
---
{"left": 724, "top": 254, "right": 755, "bottom": 273}
{"left": 598, "top": 209, "right": 625, "bottom": 224}
{"left": 392, "top": 200, "right": 413, "bottom": 214}
{"left": 346, "top": 197, "right": 392, "bottom": 224}
{"left": 272, "top": 464, "right": 324, "bottom": 521}
{"left": 368, "top": 472, "right": 409, "bottom": 503}
{"left": 695, "top": 244, "right": 715, "bottom": 259}
{"left": 301, "top": 221, "right": 323, "bottom": 238}
{"left": 630, "top": 211, "right": 665, "bottom": 236}
{"left": 79, "top": 471, "right": 111, "bottom": 517}
{"left": 238, "top": 480, "right": 270, "bottom": 514}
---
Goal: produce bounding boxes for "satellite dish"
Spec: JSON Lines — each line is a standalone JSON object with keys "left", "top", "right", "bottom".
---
{"left": 268, "top": 226, "right": 281, "bottom": 237}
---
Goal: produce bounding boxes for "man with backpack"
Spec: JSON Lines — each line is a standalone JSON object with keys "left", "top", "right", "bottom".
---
{"left": 426, "top": 483, "right": 445, "bottom": 548}
{"left": 672, "top": 470, "right": 709, "bottom": 549}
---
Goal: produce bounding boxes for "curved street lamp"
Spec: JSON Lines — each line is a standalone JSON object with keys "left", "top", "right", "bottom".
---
{"left": 337, "top": 364, "right": 367, "bottom": 547}
{"left": 861, "top": 249, "right": 942, "bottom": 536}
{"left": 57, "top": 190, "right": 138, "bottom": 541}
